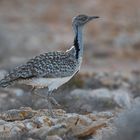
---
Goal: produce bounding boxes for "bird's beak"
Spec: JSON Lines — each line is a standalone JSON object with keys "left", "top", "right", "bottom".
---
{"left": 89, "top": 16, "right": 99, "bottom": 20}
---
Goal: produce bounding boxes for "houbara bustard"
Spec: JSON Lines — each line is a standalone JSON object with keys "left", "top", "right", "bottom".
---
{"left": 0, "top": 15, "right": 99, "bottom": 116}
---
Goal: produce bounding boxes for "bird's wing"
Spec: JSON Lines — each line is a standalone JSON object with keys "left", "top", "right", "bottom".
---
{"left": 23, "top": 51, "right": 77, "bottom": 78}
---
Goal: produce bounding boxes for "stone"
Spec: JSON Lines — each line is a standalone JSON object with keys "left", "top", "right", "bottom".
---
{"left": 29, "top": 126, "right": 50, "bottom": 139}
{"left": 47, "top": 135, "right": 63, "bottom": 140}
{"left": 74, "top": 119, "right": 106, "bottom": 138}
{"left": 34, "top": 115, "right": 53, "bottom": 127}
{"left": 47, "top": 123, "right": 67, "bottom": 136}
{"left": 0, "top": 107, "right": 38, "bottom": 121}
{"left": 113, "top": 89, "right": 132, "bottom": 108}
{"left": 63, "top": 88, "right": 132, "bottom": 113}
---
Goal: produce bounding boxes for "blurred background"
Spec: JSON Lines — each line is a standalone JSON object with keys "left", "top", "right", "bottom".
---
{"left": 0, "top": 1, "right": 140, "bottom": 139}
{"left": 0, "top": 0, "right": 139, "bottom": 73}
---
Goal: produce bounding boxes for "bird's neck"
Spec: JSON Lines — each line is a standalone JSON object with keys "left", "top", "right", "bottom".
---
{"left": 73, "top": 25, "right": 84, "bottom": 59}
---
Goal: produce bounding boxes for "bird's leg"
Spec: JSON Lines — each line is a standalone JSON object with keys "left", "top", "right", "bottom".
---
{"left": 30, "top": 87, "right": 55, "bottom": 117}
{"left": 30, "top": 87, "right": 61, "bottom": 117}
{"left": 31, "top": 87, "right": 38, "bottom": 95}
{"left": 30, "top": 86, "right": 37, "bottom": 103}
{"left": 47, "top": 91, "right": 61, "bottom": 107}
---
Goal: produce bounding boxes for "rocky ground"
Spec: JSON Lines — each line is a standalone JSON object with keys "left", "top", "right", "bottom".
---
{"left": 0, "top": 0, "right": 140, "bottom": 140}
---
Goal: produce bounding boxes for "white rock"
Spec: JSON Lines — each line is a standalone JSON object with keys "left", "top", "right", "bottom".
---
{"left": 113, "top": 89, "right": 132, "bottom": 108}
{"left": 24, "top": 122, "right": 36, "bottom": 130}
{"left": 90, "top": 88, "right": 112, "bottom": 99}
{"left": 47, "top": 135, "right": 62, "bottom": 140}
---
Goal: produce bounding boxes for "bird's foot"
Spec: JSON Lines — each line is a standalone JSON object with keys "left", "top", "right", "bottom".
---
{"left": 30, "top": 88, "right": 59, "bottom": 118}
{"left": 45, "top": 99, "right": 55, "bottom": 118}
{"left": 33, "top": 92, "right": 55, "bottom": 117}
{"left": 48, "top": 96, "right": 61, "bottom": 107}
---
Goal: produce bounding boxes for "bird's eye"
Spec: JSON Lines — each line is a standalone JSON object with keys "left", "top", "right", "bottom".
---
{"left": 82, "top": 17, "right": 87, "bottom": 21}
{"left": 78, "top": 15, "right": 88, "bottom": 22}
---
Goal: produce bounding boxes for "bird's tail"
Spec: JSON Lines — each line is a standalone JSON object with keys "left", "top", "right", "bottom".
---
{"left": 0, "top": 77, "right": 12, "bottom": 88}
{"left": 0, "top": 72, "right": 17, "bottom": 88}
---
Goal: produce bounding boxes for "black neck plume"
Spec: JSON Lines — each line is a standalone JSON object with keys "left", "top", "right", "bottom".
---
{"left": 73, "top": 29, "right": 80, "bottom": 59}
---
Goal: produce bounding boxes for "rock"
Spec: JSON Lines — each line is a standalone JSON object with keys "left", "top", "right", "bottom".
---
{"left": 0, "top": 122, "right": 22, "bottom": 140}
{"left": 64, "top": 88, "right": 132, "bottom": 113}
{"left": 113, "top": 89, "right": 132, "bottom": 108}
{"left": 0, "top": 119, "right": 6, "bottom": 125}
{"left": 47, "top": 123, "right": 67, "bottom": 136}
{"left": 0, "top": 107, "right": 38, "bottom": 121}
{"left": 24, "top": 120, "right": 37, "bottom": 130}
{"left": 34, "top": 115, "right": 53, "bottom": 127}
{"left": 47, "top": 135, "right": 63, "bottom": 140}
{"left": 103, "top": 103, "right": 140, "bottom": 140}
{"left": 85, "top": 72, "right": 132, "bottom": 89}
{"left": 74, "top": 119, "right": 106, "bottom": 138}
{"left": 87, "top": 111, "right": 114, "bottom": 121}
{"left": 29, "top": 126, "right": 50, "bottom": 139}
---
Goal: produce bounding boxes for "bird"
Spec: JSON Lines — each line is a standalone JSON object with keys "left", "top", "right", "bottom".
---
{"left": 0, "top": 14, "right": 99, "bottom": 116}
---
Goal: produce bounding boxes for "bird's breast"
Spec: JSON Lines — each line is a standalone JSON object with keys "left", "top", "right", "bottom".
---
{"left": 20, "top": 75, "right": 74, "bottom": 91}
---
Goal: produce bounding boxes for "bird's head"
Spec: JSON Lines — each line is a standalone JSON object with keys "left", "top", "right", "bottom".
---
{"left": 72, "top": 14, "right": 99, "bottom": 27}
